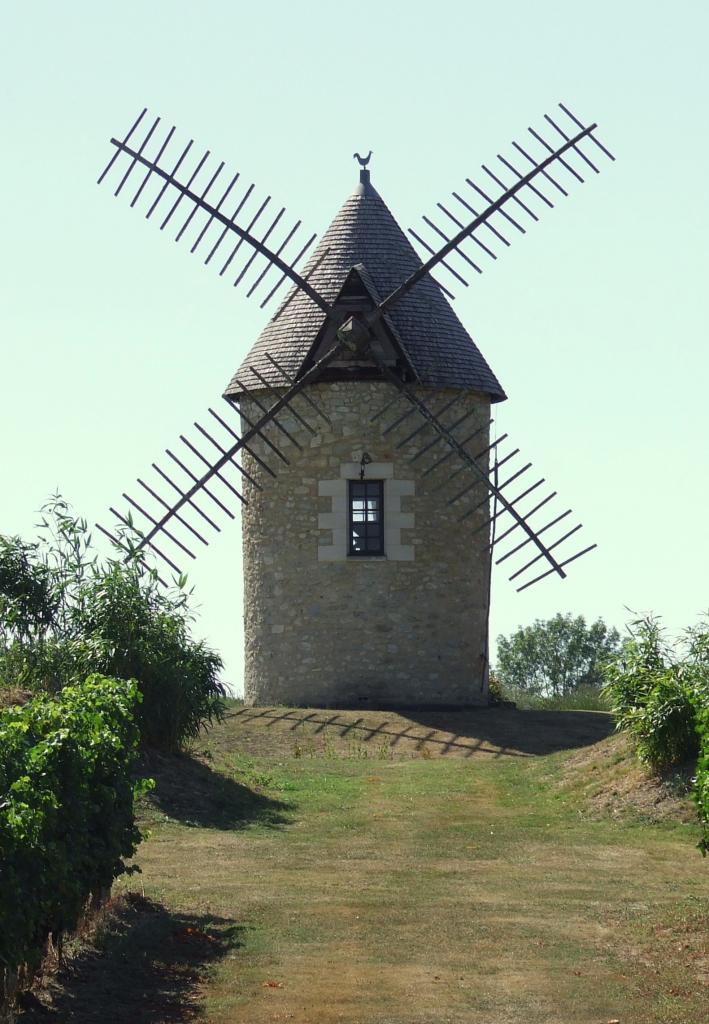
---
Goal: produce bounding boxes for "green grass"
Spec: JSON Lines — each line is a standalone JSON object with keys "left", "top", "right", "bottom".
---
{"left": 504, "top": 684, "right": 612, "bottom": 712}
{"left": 26, "top": 707, "right": 709, "bottom": 1024}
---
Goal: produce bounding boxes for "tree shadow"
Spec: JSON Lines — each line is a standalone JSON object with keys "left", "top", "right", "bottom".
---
{"left": 19, "top": 893, "right": 245, "bottom": 1023}
{"left": 139, "top": 749, "right": 291, "bottom": 830}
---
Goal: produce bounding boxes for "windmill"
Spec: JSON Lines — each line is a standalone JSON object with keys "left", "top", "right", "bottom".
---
{"left": 96, "top": 104, "right": 614, "bottom": 708}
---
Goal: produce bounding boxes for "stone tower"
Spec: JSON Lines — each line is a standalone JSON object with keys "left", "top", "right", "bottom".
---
{"left": 224, "top": 167, "right": 506, "bottom": 709}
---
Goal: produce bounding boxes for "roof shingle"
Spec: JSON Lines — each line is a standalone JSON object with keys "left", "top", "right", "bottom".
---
{"left": 224, "top": 175, "right": 506, "bottom": 401}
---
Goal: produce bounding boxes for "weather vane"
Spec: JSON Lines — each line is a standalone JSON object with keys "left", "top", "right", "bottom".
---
{"left": 353, "top": 150, "right": 372, "bottom": 169}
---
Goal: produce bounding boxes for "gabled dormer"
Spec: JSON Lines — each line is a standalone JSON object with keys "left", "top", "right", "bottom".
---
{"left": 224, "top": 169, "right": 506, "bottom": 401}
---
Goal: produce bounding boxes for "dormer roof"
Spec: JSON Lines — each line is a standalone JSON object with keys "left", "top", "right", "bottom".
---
{"left": 224, "top": 173, "right": 506, "bottom": 401}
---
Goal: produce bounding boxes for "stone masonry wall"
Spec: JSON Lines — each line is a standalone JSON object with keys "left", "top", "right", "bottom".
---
{"left": 240, "top": 381, "right": 492, "bottom": 708}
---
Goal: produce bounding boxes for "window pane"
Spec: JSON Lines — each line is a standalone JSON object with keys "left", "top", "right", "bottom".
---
{"left": 349, "top": 479, "right": 384, "bottom": 555}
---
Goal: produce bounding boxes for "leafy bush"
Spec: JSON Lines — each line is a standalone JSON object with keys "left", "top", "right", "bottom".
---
{"left": 496, "top": 613, "right": 620, "bottom": 698}
{"left": 603, "top": 614, "right": 709, "bottom": 853}
{"left": 601, "top": 615, "right": 668, "bottom": 730}
{"left": 693, "top": 703, "right": 709, "bottom": 855}
{"left": 629, "top": 672, "right": 700, "bottom": 771}
{"left": 602, "top": 616, "right": 704, "bottom": 772}
{"left": 72, "top": 562, "right": 224, "bottom": 750}
{"left": 0, "top": 537, "right": 55, "bottom": 639}
{"left": 0, "top": 675, "right": 150, "bottom": 972}
{"left": 487, "top": 669, "right": 505, "bottom": 703}
{"left": 0, "top": 496, "right": 224, "bottom": 750}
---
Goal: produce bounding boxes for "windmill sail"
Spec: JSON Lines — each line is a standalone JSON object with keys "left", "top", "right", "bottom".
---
{"left": 370, "top": 375, "right": 596, "bottom": 592}
{"left": 405, "top": 102, "right": 614, "bottom": 295}
{"left": 97, "top": 102, "right": 612, "bottom": 592}
{"left": 98, "top": 108, "right": 322, "bottom": 311}
{"left": 97, "top": 342, "right": 346, "bottom": 574}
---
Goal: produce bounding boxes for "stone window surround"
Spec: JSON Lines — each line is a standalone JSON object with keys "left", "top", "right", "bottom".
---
{"left": 318, "top": 462, "right": 414, "bottom": 562}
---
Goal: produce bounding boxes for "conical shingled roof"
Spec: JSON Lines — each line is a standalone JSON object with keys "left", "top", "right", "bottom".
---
{"left": 224, "top": 174, "right": 506, "bottom": 401}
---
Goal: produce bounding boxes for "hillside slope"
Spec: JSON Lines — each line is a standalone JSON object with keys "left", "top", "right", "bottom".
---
{"left": 20, "top": 704, "right": 708, "bottom": 1024}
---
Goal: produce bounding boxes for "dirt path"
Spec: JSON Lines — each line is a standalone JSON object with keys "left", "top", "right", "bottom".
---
{"left": 24, "top": 707, "right": 709, "bottom": 1024}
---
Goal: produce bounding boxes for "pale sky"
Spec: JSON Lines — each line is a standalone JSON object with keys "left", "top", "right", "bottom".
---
{"left": 2, "top": 1, "right": 708, "bottom": 693}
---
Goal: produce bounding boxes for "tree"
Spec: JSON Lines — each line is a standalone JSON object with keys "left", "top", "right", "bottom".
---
{"left": 495, "top": 613, "right": 621, "bottom": 697}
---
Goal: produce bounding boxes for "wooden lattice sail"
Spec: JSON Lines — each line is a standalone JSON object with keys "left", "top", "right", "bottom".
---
{"left": 96, "top": 102, "right": 613, "bottom": 594}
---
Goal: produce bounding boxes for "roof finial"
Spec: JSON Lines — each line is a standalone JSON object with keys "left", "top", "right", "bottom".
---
{"left": 353, "top": 150, "right": 372, "bottom": 186}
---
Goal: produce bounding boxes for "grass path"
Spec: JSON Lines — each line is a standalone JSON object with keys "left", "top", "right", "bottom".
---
{"left": 38, "top": 707, "right": 709, "bottom": 1023}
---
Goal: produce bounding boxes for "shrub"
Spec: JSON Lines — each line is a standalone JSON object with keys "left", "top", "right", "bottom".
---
{"left": 0, "top": 496, "right": 225, "bottom": 750}
{"left": 0, "top": 537, "right": 55, "bottom": 640}
{"left": 487, "top": 669, "right": 505, "bottom": 703}
{"left": 628, "top": 671, "right": 700, "bottom": 771}
{"left": 72, "top": 562, "right": 224, "bottom": 750}
{"left": 693, "top": 703, "right": 709, "bottom": 856}
{"left": 603, "top": 616, "right": 703, "bottom": 772}
{"left": 603, "top": 614, "right": 709, "bottom": 853}
{"left": 601, "top": 615, "right": 668, "bottom": 731}
{"left": 0, "top": 675, "right": 149, "bottom": 972}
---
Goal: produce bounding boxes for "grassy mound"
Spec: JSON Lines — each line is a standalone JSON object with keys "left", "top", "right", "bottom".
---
{"left": 216, "top": 701, "right": 614, "bottom": 761}
{"left": 550, "top": 730, "right": 697, "bottom": 825}
{"left": 19, "top": 704, "right": 709, "bottom": 1024}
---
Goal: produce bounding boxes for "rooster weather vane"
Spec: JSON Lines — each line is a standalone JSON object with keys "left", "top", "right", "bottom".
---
{"left": 95, "top": 102, "right": 614, "bottom": 594}
{"left": 353, "top": 150, "right": 372, "bottom": 168}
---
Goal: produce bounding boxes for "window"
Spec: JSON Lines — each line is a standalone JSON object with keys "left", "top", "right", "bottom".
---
{"left": 348, "top": 479, "right": 384, "bottom": 556}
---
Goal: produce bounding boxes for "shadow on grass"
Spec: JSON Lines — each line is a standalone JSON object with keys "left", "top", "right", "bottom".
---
{"left": 19, "top": 893, "right": 244, "bottom": 1023}
{"left": 404, "top": 707, "right": 615, "bottom": 756}
{"left": 139, "top": 749, "right": 291, "bottom": 830}
{"left": 230, "top": 705, "right": 615, "bottom": 758}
